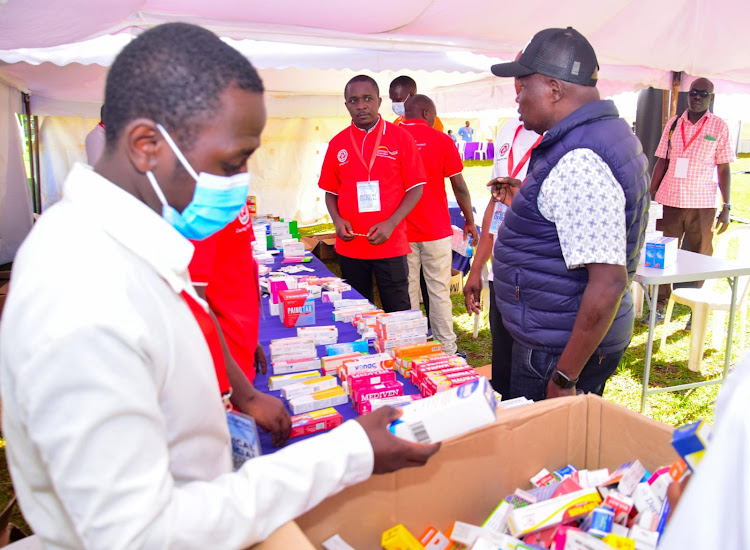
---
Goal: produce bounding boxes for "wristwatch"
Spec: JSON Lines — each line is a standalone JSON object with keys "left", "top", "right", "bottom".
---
{"left": 722, "top": 203, "right": 732, "bottom": 210}
{"left": 551, "top": 369, "right": 578, "bottom": 389}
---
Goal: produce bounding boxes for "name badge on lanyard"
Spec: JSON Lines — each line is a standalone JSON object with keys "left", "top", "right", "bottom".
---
{"left": 357, "top": 180, "right": 381, "bottom": 212}
{"left": 350, "top": 122, "right": 383, "bottom": 214}
{"left": 674, "top": 157, "right": 689, "bottom": 179}
{"left": 489, "top": 202, "right": 507, "bottom": 235}
{"left": 226, "top": 410, "right": 262, "bottom": 470}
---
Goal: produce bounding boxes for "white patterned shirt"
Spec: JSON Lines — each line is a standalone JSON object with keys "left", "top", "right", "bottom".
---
{"left": 538, "top": 149, "right": 626, "bottom": 269}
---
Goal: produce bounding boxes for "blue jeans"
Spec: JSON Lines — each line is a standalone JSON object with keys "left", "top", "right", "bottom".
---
{"left": 509, "top": 342, "right": 626, "bottom": 401}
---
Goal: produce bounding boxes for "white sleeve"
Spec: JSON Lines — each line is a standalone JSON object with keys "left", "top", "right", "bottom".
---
{"left": 537, "top": 149, "right": 626, "bottom": 269}
{"left": 659, "top": 355, "right": 750, "bottom": 549}
{"left": 14, "top": 325, "right": 373, "bottom": 550}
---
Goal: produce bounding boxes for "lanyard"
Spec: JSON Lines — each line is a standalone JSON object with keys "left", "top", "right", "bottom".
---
{"left": 680, "top": 117, "right": 708, "bottom": 151}
{"left": 180, "top": 290, "right": 232, "bottom": 408}
{"left": 507, "top": 125, "right": 543, "bottom": 179}
{"left": 349, "top": 120, "right": 383, "bottom": 180}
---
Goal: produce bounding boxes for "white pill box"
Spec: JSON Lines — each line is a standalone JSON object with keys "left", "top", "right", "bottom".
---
{"left": 389, "top": 376, "right": 496, "bottom": 444}
{"left": 289, "top": 386, "right": 348, "bottom": 415}
{"left": 268, "top": 370, "right": 321, "bottom": 391}
{"left": 281, "top": 375, "right": 337, "bottom": 401}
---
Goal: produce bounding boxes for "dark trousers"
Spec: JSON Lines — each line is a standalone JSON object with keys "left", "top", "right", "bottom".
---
{"left": 509, "top": 342, "right": 626, "bottom": 402}
{"left": 338, "top": 254, "right": 411, "bottom": 313}
{"left": 489, "top": 284, "right": 514, "bottom": 400}
{"left": 656, "top": 206, "right": 716, "bottom": 306}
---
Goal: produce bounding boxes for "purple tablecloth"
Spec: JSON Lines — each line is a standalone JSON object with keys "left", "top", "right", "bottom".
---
{"left": 462, "top": 141, "right": 494, "bottom": 161}
{"left": 254, "top": 253, "right": 419, "bottom": 454}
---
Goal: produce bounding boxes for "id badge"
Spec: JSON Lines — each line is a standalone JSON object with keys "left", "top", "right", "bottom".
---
{"left": 226, "top": 410, "right": 262, "bottom": 470}
{"left": 356, "top": 180, "right": 381, "bottom": 213}
{"left": 489, "top": 202, "right": 507, "bottom": 235}
{"left": 674, "top": 157, "right": 689, "bottom": 179}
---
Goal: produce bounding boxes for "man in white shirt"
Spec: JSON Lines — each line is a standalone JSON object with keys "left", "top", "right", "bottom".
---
{"left": 464, "top": 116, "right": 540, "bottom": 399}
{"left": 0, "top": 23, "right": 439, "bottom": 550}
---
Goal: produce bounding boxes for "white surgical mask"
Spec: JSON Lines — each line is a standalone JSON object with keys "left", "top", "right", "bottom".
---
{"left": 392, "top": 102, "right": 405, "bottom": 117}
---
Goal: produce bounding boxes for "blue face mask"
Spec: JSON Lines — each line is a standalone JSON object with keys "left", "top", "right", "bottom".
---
{"left": 146, "top": 123, "right": 250, "bottom": 240}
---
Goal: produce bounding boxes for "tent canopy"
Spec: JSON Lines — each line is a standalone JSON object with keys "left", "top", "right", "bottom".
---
{"left": 2, "top": 0, "right": 750, "bottom": 117}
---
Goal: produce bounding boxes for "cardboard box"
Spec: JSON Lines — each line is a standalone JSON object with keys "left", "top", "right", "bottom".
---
{"left": 295, "top": 394, "right": 677, "bottom": 550}
{"left": 302, "top": 233, "right": 337, "bottom": 261}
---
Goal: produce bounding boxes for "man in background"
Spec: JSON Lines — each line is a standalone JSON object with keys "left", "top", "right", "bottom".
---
{"left": 400, "top": 94, "right": 477, "bottom": 356}
{"left": 319, "top": 75, "right": 426, "bottom": 312}
{"left": 491, "top": 27, "right": 649, "bottom": 402}
{"left": 650, "top": 77, "right": 735, "bottom": 317}
{"left": 85, "top": 103, "right": 106, "bottom": 165}
{"left": 389, "top": 75, "right": 445, "bottom": 132}
{"left": 457, "top": 120, "right": 474, "bottom": 142}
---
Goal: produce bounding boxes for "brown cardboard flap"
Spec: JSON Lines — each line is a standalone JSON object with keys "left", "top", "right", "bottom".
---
{"left": 250, "top": 522, "right": 315, "bottom": 550}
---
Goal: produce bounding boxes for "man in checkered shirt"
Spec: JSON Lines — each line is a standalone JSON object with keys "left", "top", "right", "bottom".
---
{"left": 651, "top": 77, "right": 736, "bottom": 310}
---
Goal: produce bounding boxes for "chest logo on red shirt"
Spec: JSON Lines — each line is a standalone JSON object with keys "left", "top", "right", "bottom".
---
{"left": 376, "top": 146, "right": 398, "bottom": 161}
{"left": 238, "top": 205, "right": 250, "bottom": 226}
{"left": 499, "top": 143, "right": 510, "bottom": 156}
{"left": 337, "top": 149, "right": 348, "bottom": 164}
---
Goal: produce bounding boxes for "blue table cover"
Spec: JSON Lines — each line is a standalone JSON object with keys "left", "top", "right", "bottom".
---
{"left": 254, "top": 252, "right": 420, "bottom": 455}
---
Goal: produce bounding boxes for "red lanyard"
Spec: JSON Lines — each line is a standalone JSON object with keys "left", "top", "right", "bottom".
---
{"left": 680, "top": 117, "right": 708, "bottom": 151}
{"left": 507, "top": 125, "right": 543, "bottom": 179}
{"left": 349, "top": 119, "right": 383, "bottom": 180}
{"left": 180, "top": 290, "right": 231, "bottom": 404}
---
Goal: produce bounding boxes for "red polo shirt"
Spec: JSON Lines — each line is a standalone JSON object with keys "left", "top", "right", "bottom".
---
{"left": 400, "top": 119, "right": 464, "bottom": 242}
{"left": 318, "top": 116, "right": 427, "bottom": 259}
{"left": 189, "top": 205, "right": 260, "bottom": 381}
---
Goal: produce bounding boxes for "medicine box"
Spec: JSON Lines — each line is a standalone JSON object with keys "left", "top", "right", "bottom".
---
{"left": 644, "top": 236, "right": 677, "bottom": 269}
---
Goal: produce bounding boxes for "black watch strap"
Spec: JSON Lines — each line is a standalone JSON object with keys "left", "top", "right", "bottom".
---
{"left": 551, "top": 369, "right": 579, "bottom": 389}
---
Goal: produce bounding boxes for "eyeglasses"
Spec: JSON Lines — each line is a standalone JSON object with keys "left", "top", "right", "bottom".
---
{"left": 689, "top": 89, "right": 712, "bottom": 99}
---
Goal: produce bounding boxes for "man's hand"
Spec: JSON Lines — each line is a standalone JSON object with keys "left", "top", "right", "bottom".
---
{"left": 715, "top": 206, "right": 730, "bottom": 234}
{"left": 334, "top": 219, "right": 355, "bottom": 241}
{"left": 254, "top": 345, "right": 267, "bottom": 375}
{"left": 355, "top": 406, "right": 440, "bottom": 474}
{"left": 545, "top": 378, "right": 576, "bottom": 399}
{"left": 463, "top": 271, "right": 483, "bottom": 315}
{"left": 239, "top": 392, "right": 291, "bottom": 448}
{"left": 487, "top": 177, "right": 522, "bottom": 207}
{"left": 367, "top": 220, "right": 396, "bottom": 245}
{"left": 464, "top": 221, "right": 479, "bottom": 245}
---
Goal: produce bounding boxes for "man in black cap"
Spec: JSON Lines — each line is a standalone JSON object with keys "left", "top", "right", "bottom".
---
{"left": 489, "top": 27, "right": 649, "bottom": 401}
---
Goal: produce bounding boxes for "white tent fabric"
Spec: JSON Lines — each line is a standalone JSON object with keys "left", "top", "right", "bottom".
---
{"left": 0, "top": 82, "right": 33, "bottom": 265}
{"left": 2, "top": 0, "right": 750, "bottom": 91}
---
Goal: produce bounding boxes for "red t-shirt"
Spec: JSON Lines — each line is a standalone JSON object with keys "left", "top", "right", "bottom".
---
{"left": 188, "top": 205, "right": 259, "bottom": 381}
{"left": 400, "top": 119, "right": 464, "bottom": 242}
{"left": 318, "top": 117, "right": 427, "bottom": 259}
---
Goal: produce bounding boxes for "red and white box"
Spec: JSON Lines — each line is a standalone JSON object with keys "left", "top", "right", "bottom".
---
{"left": 279, "top": 289, "right": 315, "bottom": 328}
{"left": 358, "top": 394, "right": 422, "bottom": 415}
{"left": 347, "top": 368, "right": 396, "bottom": 397}
{"left": 289, "top": 407, "right": 343, "bottom": 438}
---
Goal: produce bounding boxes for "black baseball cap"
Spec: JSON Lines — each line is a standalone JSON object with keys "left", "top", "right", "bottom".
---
{"left": 491, "top": 27, "right": 599, "bottom": 87}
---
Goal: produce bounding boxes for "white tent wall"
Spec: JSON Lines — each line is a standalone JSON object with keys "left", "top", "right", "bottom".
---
{"left": 39, "top": 116, "right": 97, "bottom": 210}
{"left": 0, "top": 83, "right": 33, "bottom": 265}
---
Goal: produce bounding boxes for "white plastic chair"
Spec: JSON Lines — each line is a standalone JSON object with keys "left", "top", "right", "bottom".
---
{"left": 660, "top": 225, "right": 750, "bottom": 372}
{"left": 457, "top": 141, "right": 466, "bottom": 160}
{"left": 473, "top": 141, "right": 487, "bottom": 160}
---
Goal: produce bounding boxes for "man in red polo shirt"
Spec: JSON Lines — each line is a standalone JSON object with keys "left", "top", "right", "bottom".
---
{"left": 190, "top": 204, "right": 291, "bottom": 447}
{"left": 400, "top": 95, "right": 477, "bottom": 355}
{"left": 319, "top": 75, "right": 427, "bottom": 312}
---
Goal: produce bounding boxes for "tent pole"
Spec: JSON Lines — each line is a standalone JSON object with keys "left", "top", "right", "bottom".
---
{"left": 33, "top": 115, "right": 41, "bottom": 213}
{"left": 669, "top": 71, "right": 682, "bottom": 120}
{"left": 21, "top": 93, "right": 38, "bottom": 215}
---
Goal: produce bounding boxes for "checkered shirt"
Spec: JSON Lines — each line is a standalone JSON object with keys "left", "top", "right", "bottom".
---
{"left": 654, "top": 110, "right": 735, "bottom": 209}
